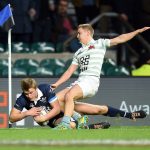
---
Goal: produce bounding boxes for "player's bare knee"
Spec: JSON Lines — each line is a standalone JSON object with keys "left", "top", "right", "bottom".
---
{"left": 96, "top": 105, "right": 108, "bottom": 114}
{"left": 101, "top": 105, "right": 108, "bottom": 114}
{"left": 9, "top": 115, "right": 15, "bottom": 123}
{"left": 91, "top": 108, "right": 101, "bottom": 114}
{"left": 64, "top": 92, "right": 73, "bottom": 101}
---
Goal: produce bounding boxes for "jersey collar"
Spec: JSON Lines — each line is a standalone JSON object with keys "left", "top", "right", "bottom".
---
{"left": 34, "top": 88, "right": 43, "bottom": 101}
{"left": 81, "top": 39, "right": 95, "bottom": 48}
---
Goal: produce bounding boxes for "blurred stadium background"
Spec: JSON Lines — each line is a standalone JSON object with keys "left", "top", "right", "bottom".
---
{"left": 1, "top": 0, "right": 150, "bottom": 78}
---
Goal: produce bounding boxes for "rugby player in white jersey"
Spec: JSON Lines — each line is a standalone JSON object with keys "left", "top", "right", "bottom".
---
{"left": 51, "top": 24, "right": 150, "bottom": 129}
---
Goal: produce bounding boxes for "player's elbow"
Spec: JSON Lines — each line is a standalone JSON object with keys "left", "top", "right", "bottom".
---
{"left": 110, "top": 35, "right": 126, "bottom": 46}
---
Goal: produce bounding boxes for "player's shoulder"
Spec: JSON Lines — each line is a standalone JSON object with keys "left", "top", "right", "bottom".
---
{"left": 16, "top": 93, "right": 27, "bottom": 105}
{"left": 38, "top": 84, "right": 53, "bottom": 94}
{"left": 97, "top": 38, "right": 107, "bottom": 42}
{"left": 38, "top": 84, "right": 50, "bottom": 90}
{"left": 17, "top": 93, "right": 25, "bottom": 100}
{"left": 97, "top": 38, "right": 110, "bottom": 47}
{"left": 74, "top": 47, "right": 82, "bottom": 56}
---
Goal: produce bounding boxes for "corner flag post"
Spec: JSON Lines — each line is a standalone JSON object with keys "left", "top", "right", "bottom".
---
{"left": 0, "top": 2, "right": 15, "bottom": 127}
{"left": 8, "top": 27, "right": 12, "bottom": 117}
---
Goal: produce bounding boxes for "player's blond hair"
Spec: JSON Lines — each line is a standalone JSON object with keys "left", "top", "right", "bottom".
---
{"left": 21, "top": 78, "right": 37, "bottom": 92}
{"left": 78, "top": 24, "right": 94, "bottom": 37}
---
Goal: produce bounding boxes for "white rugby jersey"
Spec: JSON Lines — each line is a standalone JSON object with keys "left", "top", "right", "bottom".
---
{"left": 72, "top": 39, "right": 110, "bottom": 77}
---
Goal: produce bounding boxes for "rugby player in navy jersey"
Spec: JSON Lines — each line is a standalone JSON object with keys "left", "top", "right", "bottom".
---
{"left": 9, "top": 78, "right": 110, "bottom": 129}
{"left": 9, "top": 78, "right": 63, "bottom": 128}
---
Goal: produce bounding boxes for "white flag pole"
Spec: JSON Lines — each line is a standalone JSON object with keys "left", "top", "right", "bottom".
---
{"left": 6, "top": 3, "right": 15, "bottom": 128}
{"left": 8, "top": 29, "right": 12, "bottom": 127}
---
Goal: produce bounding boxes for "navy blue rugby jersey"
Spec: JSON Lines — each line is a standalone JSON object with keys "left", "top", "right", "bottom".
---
{"left": 14, "top": 84, "right": 57, "bottom": 111}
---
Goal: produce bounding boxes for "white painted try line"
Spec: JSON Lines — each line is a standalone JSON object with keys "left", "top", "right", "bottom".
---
{"left": 0, "top": 140, "right": 150, "bottom": 146}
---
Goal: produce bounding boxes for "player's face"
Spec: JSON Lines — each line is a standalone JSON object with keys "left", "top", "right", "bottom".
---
{"left": 23, "top": 88, "right": 38, "bottom": 101}
{"left": 77, "top": 28, "right": 90, "bottom": 45}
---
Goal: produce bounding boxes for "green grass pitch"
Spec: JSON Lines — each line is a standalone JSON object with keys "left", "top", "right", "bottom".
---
{"left": 0, "top": 126, "right": 150, "bottom": 150}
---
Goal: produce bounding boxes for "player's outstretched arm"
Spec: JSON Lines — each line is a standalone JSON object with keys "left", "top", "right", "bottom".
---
{"left": 110, "top": 27, "right": 150, "bottom": 47}
{"left": 51, "top": 64, "right": 78, "bottom": 90}
{"left": 9, "top": 107, "right": 41, "bottom": 123}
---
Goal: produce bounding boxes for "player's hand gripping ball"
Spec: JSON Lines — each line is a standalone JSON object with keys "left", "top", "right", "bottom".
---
{"left": 34, "top": 107, "right": 49, "bottom": 126}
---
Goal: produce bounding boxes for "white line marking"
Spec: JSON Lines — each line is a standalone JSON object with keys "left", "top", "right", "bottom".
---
{"left": 0, "top": 140, "right": 150, "bottom": 146}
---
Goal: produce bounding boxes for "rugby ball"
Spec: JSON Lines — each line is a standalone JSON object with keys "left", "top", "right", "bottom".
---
{"left": 40, "top": 108, "right": 49, "bottom": 126}
{"left": 34, "top": 108, "right": 49, "bottom": 126}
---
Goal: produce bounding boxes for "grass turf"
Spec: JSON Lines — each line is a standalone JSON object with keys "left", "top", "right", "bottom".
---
{"left": 0, "top": 126, "right": 150, "bottom": 150}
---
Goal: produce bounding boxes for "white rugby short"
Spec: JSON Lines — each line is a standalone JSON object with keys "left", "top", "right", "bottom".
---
{"left": 68, "top": 76, "right": 100, "bottom": 98}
